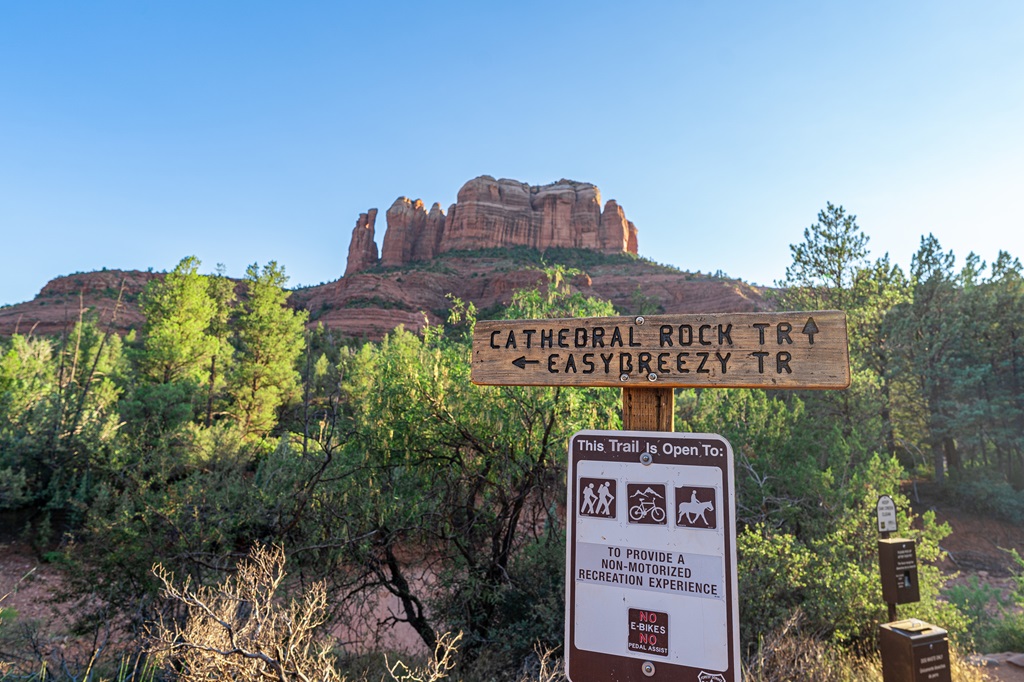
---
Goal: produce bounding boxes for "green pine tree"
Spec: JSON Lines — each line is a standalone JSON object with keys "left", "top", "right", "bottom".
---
{"left": 138, "top": 256, "right": 219, "bottom": 385}
{"left": 227, "top": 261, "right": 307, "bottom": 437}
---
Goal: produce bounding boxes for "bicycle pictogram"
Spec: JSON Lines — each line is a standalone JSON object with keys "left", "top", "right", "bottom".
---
{"left": 626, "top": 484, "right": 667, "bottom": 525}
{"left": 630, "top": 496, "right": 666, "bottom": 522}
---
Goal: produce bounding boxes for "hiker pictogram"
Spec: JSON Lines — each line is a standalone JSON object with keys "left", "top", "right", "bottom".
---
{"left": 675, "top": 486, "right": 717, "bottom": 529}
{"left": 579, "top": 478, "right": 616, "bottom": 518}
{"left": 627, "top": 483, "right": 667, "bottom": 525}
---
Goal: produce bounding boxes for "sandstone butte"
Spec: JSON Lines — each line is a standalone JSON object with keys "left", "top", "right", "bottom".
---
{"left": 346, "top": 176, "right": 639, "bottom": 276}
{"left": 0, "top": 176, "right": 770, "bottom": 340}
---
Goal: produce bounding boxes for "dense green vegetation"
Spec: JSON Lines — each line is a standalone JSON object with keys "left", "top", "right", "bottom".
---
{"left": 0, "top": 205, "right": 1022, "bottom": 680}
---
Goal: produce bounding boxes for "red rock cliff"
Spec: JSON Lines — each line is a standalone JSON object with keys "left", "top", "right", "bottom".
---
{"left": 345, "top": 176, "right": 638, "bottom": 274}
{"left": 345, "top": 209, "right": 379, "bottom": 276}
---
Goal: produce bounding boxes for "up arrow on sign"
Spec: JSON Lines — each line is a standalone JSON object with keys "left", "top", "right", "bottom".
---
{"left": 801, "top": 317, "right": 819, "bottom": 344}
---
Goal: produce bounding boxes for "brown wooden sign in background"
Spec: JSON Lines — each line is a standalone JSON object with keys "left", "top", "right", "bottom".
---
{"left": 473, "top": 311, "right": 850, "bottom": 390}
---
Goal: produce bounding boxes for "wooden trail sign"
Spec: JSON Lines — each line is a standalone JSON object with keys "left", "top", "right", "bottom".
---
{"left": 468, "top": 307, "right": 851, "bottom": 681}
{"left": 472, "top": 311, "right": 850, "bottom": 390}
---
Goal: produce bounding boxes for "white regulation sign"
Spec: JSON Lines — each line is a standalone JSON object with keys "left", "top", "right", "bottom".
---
{"left": 877, "top": 494, "right": 898, "bottom": 534}
{"left": 565, "top": 430, "right": 740, "bottom": 682}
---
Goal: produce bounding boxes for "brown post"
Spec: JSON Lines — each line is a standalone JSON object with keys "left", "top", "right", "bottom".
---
{"left": 622, "top": 386, "right": 674, "bottom": 432}
{"left": 881, "top": 529, "right": 898, "bottom": 622}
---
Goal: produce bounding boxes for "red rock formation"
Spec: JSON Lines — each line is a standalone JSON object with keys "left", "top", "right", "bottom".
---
{"left": 380, "top": 198, "right": 428, "bottom": 269}
{"left": 599, "top": 200, "right": 631, "bottom": 253}
{"left": 288, "top": 253, "right": 771, "bottom": 342}
{"left": 571, "top": 184, "right": 602, "bottom": 250}
{"left": 531, "top": 181, "right": 575, "bottom": 248}
{"left": 7, "top": 260, "right": 770, "bottom": 343}
{"left": 345, "top": 209, "right": 379, "bottom": 276}
{"left": 444, "top": 177, "right": 533, "bottom": 251}
{"left": 421, "top": 203, "right": 446, "bottom": 261}
{"left": 0, "top": 270, "right": 158, "bottom": 337}
{"left": 344, "top": 175, "right": 638, "bottom": 274}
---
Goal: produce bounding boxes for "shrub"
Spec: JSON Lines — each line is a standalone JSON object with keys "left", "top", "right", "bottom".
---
{"left": 945, "top": 548, "right": 1024, "bottom": 653}
{"left": 150, "top": 544, "right": 342, "bottom": 682}
{"left": 737, "top": 454, "right": 965, "bottom": 651}
{"left": 944, "top": 471, "right": 1024, "bottom": 525}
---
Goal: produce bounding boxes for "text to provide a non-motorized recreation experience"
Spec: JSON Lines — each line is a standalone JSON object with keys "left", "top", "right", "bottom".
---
{"left": 576, "top": 538, "right": 724, "bottom": 590}
{"left": 565, "top": 430, "right": 740, "bottom": 682}
{"left": 472, "top": 311, "right": 850, "bottom": 389}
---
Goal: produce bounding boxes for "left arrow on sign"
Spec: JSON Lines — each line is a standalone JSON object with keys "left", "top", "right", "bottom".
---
{"left": 512, "top": 356, "right": 540, "bottom": 370}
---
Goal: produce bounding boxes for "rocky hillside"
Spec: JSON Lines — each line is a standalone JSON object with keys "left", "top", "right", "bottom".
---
{"left": 297, "top": 249, "right": 769, "bottom": 339}
{"left": 0, "top": 269, "right": 158, "bottom": 337}
{"left": 1, "top": 176, "right": 771, "bottom": 340}
{"left": 0, "top": 253, "right": 769, "bottom": 340}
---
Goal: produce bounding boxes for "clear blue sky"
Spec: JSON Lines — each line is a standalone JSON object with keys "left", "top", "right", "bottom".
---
{"left": 2, "top": 1, "right": 1022, "bottom": 306}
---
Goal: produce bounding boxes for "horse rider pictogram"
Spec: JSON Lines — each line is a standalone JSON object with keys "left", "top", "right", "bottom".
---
{"left": 675, "top": 486, "right": 717, "bottom": 529}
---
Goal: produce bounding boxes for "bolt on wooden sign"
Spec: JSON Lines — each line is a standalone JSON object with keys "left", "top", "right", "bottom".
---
{"left": 472, "top": 311, "right": 850, "bottom": 389}
{"left": 566, "top": 430, "right": 740, "bottom": 681}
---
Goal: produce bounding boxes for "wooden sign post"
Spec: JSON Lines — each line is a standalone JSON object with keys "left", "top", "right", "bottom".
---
{"left": 471, "top": 310, "right": 850, "bottom": 681}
